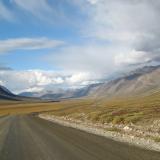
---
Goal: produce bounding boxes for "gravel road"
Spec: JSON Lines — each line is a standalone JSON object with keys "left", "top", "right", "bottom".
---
{"left": 0, "top": 115, "right": 160, "bottom": 160}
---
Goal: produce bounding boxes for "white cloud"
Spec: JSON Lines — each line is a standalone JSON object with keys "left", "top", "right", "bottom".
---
{"left": 9, "top": 0, "right": 157, "bottom": 85}
{"left": 115, "top": 50, "right": 151, "bottom": 66}
{"left": 46, "top": 44, "right": 118, "bottom": 76}
{"left": 0, "top": 1, "right": 14, "bottom": 21}
{"left": 53, "top": 77, "right": 64, "bottom": 84}
{"left": 12, "top": 0, "right": 53, "bottom": 21}
{"left": 0, "top": 37, "right": 64, "bottom": 54}
{"left": 21, "top": 86, "right": 44, "bottom": 93}
{"left": 85, "top": 0, "right": 155, "bottom": 40}
{"left": 66, "top": 72, "right": 90, "bottom": 84}
{"left": 87, "top": 0, "right": 99, "bottom": 5}
{"left": 0, "top": 0, "right": 86, "bottom": 26}
{"left": 43, "top": 0, "right": 160, "bottom": 79}
{"left": 80, "top": 0, "right": 160, "bottom": 65}
{"left": 0, "top": 70, "right": 96, "bottom": 93}
{"left": 0, "top": 80, "right": 4, "bottom": 86}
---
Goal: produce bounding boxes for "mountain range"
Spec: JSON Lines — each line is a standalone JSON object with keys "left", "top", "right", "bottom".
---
{"left": 89, "top": 65, "right": 160, "bottom": 99}
{"left": 19, "top": 83, "right": 101, "bottom": 100}
{"left": 1, "top": 65, "right": 160, "bottom": 101}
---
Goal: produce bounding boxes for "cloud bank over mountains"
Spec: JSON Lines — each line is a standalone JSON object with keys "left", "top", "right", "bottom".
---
{"left": 0, "top": 70, "right": 94, "bottom": 93}
{"left": 0, "top": 0, "right": 160, "bottom": 93}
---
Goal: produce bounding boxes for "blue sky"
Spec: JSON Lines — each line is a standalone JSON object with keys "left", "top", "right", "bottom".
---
{"left": 0, "top": 0, "right": 160, "bottom": 93}
{"left": 0, "top": 0, "right": 88, "bottom": 70}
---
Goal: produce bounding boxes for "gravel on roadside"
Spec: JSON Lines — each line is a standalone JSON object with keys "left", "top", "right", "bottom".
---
{"left": 39, "top": 114, "right": 160, "bottom": 152}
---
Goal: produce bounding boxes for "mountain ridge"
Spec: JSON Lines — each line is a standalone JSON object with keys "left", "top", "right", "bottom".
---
{"left": 0, "top": 85, "right": 19, "bottom": 100}
{"left": 89, "top": 65, "right": 160, "bottom": 99}
{"left": 18, "top": 65, "right": 160, "bottom": 100}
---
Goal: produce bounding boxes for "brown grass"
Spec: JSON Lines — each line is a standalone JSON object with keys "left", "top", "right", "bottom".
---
{"left": 44, "top": 91, "right": 160, "bottom": 125}
{"left": 0, "top": 90, "right": 160, "bottom": 126}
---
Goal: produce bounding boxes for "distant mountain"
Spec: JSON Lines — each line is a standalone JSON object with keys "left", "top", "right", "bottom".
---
{"left": 19, "top": 83, "right": 101, "bottom": 100}
{"left": 19, "top": 88, "right": 65, "bottom": 98}
{"left": 19, "top": 65, "right": 160, "bottom": 100}
{"left": 19, "top": 91, "right": 42, "bottom": 98}
{"left": 0, "top": 85, "right": 44, "bottom": 101}
{"left": 89, "top": 65, "right": 160, "bottom": 99}
{"left": 0, "top": 85, "right": 19, "bottom": 100}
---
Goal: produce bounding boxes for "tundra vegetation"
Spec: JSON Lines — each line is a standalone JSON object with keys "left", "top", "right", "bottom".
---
{"left": 0, "top": 90, "right": 160, "bottom": 143}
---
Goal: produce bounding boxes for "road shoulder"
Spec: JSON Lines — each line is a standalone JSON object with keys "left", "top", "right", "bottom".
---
{"left": 39, "top": 114, "right": 160, "bottom": 152}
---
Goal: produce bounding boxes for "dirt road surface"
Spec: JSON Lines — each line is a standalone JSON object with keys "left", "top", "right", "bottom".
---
{"left": 0, "top": 115, "right": 160, "bottom": 160}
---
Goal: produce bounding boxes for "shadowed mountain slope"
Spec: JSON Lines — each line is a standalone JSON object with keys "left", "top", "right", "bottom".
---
{"left": 0, "top": 85, "right": 19, "bottom": 100}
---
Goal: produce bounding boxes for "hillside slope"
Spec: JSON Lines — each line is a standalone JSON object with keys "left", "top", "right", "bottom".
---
{"left": 0, "top": 85, "right": 19, "bottom": 100}
{"left": 0, "top": 85, "right": 43, "bottom": 101}
{"left": 89, "top": 65, "right": 160, "bottom": 99}
{"left": 19, "top": 65, "right": 160, "bottom": 100}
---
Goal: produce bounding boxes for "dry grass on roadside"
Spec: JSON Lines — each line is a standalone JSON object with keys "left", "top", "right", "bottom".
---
{"left": 0, "top": 90, "right": 160, "bottom": 126}
{"left": 46, "top": 91, "right": 160, "bottom": 125}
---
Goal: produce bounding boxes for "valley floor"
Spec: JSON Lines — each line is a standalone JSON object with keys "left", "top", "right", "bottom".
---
{"left": 0, "top": 94, "right": 160, "bottom": 155}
